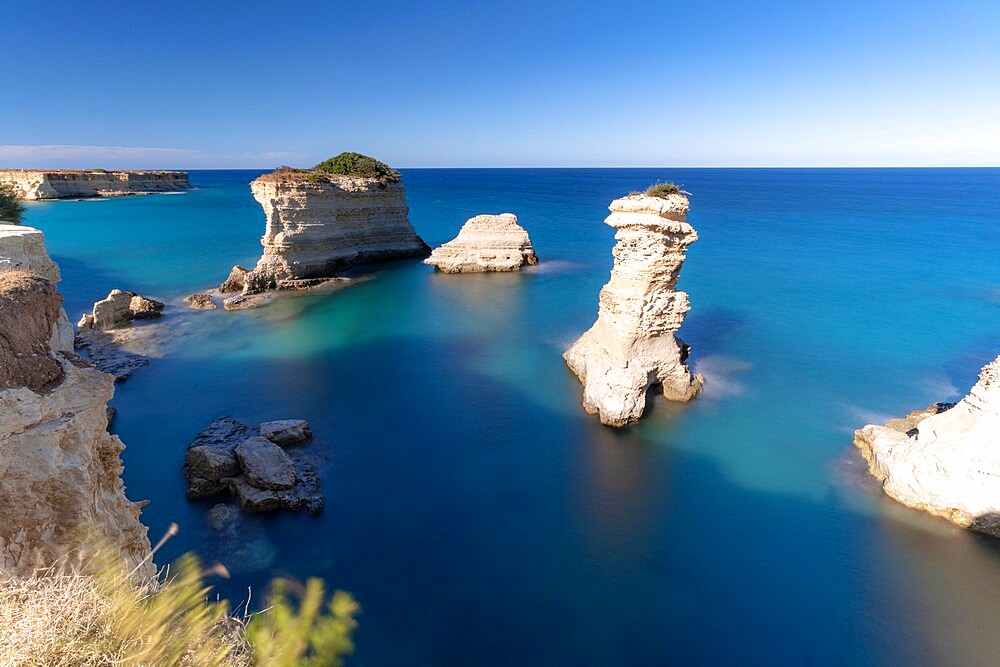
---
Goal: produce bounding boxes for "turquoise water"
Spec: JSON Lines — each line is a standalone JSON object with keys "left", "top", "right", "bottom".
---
{"left": 25, "top": 169, "right": 1000, "bottom": 666}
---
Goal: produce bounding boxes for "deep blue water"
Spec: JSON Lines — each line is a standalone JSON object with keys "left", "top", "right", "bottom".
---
{"left": 23, "top": 168, "right": 1000, "bottom": 666}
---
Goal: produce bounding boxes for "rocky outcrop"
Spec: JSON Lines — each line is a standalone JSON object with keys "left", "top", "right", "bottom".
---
{"left": 854, "top": 356, "right": 1000, "bottom": 535}
{"left": 424, "top": 213, "right": 538, "bottom": 273}
{"left": 563, "top": 193, "right": 703, "bottom": 427}
{"left": 219, "top": 265, "right": 249, "bottom": 293}
{"left": 237, "top": 170, "right": 428, "bottom": 294}
{"left": 78, "top": 289, "right": 164, "bottom": 331}
{"left": 0, "top": 223, "right": 74, "bottom": 351}
{"left": 0, "top": 270, "right": 152, "bottom": 578}
{"left": 184, "top": 293, "right": 216, "bottom": 310}
{"left": 0, "top": 170, "right": 190, "bottom": 200}
{"left": 184, "top": 417, "right": 322, "bottom": 514}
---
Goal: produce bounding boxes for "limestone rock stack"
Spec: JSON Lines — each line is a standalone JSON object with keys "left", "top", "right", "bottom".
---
{"left": 239, "top": 170, "right": 428, "bottom": 293}
{"left": 0, "top": 271, "right": 152, "bottom": 578}
{"left": 425, "top": 213, "right": 538, "bottom": 273}
{"left": 564, "top": 193, "right": 703, "bottom": 427}
{"left": 0, "top": 223, "right": 74, "bottom": 351}
{"left": 854, "top": 355, "right": 1000, "bottom": 535}
{"left": 77, "top": 289, "right": 164, "bottom": 331}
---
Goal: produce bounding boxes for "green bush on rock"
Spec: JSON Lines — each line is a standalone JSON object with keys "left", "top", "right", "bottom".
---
{"left": 0, "top": 186, "right": 24, "bottom": 224}
{"left": 313, "top": 152, "right": 401, "bottom": 183}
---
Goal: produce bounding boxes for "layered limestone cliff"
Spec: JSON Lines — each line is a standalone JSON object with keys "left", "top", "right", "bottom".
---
{"left": 0, "top": 170, "right": 190, "bottom": 200}
{"left": 0, "top": 223, "right": 73, "bottom": 351}
{"left": 239, "top": 170, "right": 428, "bottom": 293}
{"left": 564, "top": 193, "right": 703, "bottom": 427}
{"left": 0, "top": 271, "right": 152, "bottom": 578}
{"left": 424, "top": 213, "right": 538, "bottom": 273}
{"left": 854, "top": 355, "right": 1000, "bottom": 535}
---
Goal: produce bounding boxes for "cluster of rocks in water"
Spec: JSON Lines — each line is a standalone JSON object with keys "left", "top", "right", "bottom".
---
{"left": 74, "top": 289, "right": 165, "bottom": 382}
{"left": 184, "top": 417, "right": 322, "bottom": 514}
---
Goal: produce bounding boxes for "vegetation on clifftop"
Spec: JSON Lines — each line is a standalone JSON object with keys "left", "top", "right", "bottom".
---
{"left": 644, "top": 182, "right": 682, "bottom": 198}
{"left": 0, "top": 186, "right": 24, "bottom": 224}
{"left": 272, "top": 152, "right": 401, "bottom": 186}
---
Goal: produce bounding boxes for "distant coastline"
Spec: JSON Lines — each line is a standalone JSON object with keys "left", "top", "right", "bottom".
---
{"left": 0, "top": 169, "right": 190, "bottom": 200}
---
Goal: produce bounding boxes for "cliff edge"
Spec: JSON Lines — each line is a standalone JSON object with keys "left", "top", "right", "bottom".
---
{"left": 854, "top": 355, "right": 1000, "bottom": 535}
{"left": 0, "top": 270, "right": 152, "bottom": 577}
{"left": 564, "top": 192, "right": 703, "bottom": 426}
{"left": 0, "top": 170, "right": 190, "bottom": 200}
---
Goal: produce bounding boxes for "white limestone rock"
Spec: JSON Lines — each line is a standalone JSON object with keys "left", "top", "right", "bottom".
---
{"left": 241, "top": 170, "right": 428, "bottom": 293}
{"left": 0, "top": 223, "right": 74, "bottom": 351}
{"left": 563, "top": 193, "right": 703, "bottom": 427}
{"left": 0, "top": 169, "right": 190, "bottom": 200}
{"left": 79, "top": 289, "right": 164, "bottom": 331}
{"left": 854, "top": 355, "right": 1000, "bottom": 535}
{"left": 425, "top": 213, "right": 538, "bottom": 273}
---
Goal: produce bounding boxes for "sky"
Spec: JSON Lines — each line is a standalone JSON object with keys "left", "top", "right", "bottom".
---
{"left": 1, "top": 0, "right": 999, "bottom": 168}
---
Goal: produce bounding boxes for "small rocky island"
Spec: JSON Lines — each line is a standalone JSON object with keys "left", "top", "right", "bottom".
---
{"left": 564, "top": 185, "right": 703, "bottom": 427}
{"left": 0, "top": 169, "right": 190, "bottom": 199}
{"left": 854, "top": 355, "right": 1000, "bottom": 535}
{"left": 220, "top": 153, "right": 428, "bottom": 308}
{"left": 425, "top": 213, "right": 538, "bottom": 273}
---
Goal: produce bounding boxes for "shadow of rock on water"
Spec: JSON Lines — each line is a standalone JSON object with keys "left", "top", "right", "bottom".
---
{"left": 679, "top": 306, "right": 749, "bottom": 357}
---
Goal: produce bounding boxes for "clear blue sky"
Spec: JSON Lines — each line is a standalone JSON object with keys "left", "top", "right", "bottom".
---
{"left": 2, "top": 0, "right": 998, "bottom": 168}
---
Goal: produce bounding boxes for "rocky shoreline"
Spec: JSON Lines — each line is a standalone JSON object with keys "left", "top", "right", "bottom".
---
{"left": 0, "top": 169, "right": 190, "bottom": 200}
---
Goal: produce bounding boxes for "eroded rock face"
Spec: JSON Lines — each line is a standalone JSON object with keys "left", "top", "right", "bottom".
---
{"left": 79, "top": 290, "right": 164, "bottom": 331}
{"left": 0, "top": 271, "right": 152, "bottom": 578}
{"left": 854, "top": 355, "right": 1000, "bottom": 535}
{"left": 240, "top": 171, "right": 428, "bottom": 293}
{"left": 424, "top": 213, "right": 538, "bottom": 273}
{"left": 219, "top": 265, "right": 249, "bottom": 294}
{"left": 564, "top": 193, "right": 703, "bottom": 427}
{"left": 184, "top": 417, "right": 322, "bottom": 514}
{"left": 0, "top": 223, "right": 74, "bottom": 352}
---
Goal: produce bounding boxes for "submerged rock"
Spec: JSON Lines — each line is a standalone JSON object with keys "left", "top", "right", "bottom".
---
{"left": 0, "top": 265, "right": 152, "bottom": 578}
{"left": 74, "top": 329, "right": 149, "bottom": 382}
{"left": 184, "top": 293, "right": 217, "bottom": 310}
{"left": 564, "top": 192, "right": 703, "bottom": 427}
{"left": 854, "top": 355, "right": 1000, "bottom": 535}
{"left": 184, "top": 416, "right": 322, "bottom": 514}
{"left": 425, "top": 213, "right": 538, "bottom": 273}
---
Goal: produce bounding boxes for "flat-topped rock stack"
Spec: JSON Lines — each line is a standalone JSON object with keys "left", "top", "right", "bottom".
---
{"left": 425, "top": 213, "right": 538, "bottom": 273}
{"left": 0, "top": 266, "right": 152, "bottom": 578}
{"left": 0, "top": 169, "right": 190, "bottom": 200}
{"left": 225, "top": 154, "right": 428, "bottom": 305}
{"left": 854, "top": 355, "right": 1000, "bottom": 535}
{"left": 564, "top": 189, "right": 703, "bottom": 427}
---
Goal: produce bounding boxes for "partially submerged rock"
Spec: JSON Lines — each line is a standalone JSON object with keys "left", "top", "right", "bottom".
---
{"left": 219, "top": 265, "right": 249, "bottom": 293}
{"left": 425, "top": 213, "right": 538, "bottom": 273}
{"left": 78, "top": 289, "right": 164, "bottom": 331}
{"left": 854, "top": 355, "right": 1000, "bottom": 535}
{"left": 74, "top": 329, "right": 149, "bottom": 382}
{"left": 564, "top": 193, "right": 703, "bottom": 426}
{"left": 260, "top": 419, "right": 312, "bottom": 447}
{"left": 184, "top": 293, "right": 216, "bottom": 310}
{"left": 184, "top": 416, "right": 322, "bottom": 514}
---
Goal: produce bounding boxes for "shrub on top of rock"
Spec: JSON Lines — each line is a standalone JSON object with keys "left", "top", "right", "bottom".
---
{"left": 313, "top": 152, "right": 401, "bottom": 183}
{"left": 643, "top": 183, "right": 682, "bottom": 198}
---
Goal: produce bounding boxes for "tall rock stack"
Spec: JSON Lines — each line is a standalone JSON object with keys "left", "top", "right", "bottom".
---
{"left": 0, "top": 270, "right": 153, "bottom": 578}
{"left": 241, "top": 170, "right": 428, "bottom": 293}
{"left": 854, "top": 355, "right": 1000, "bottom": 535}
{"left": 564, "top": 193, "right": 703, "bottom": 427}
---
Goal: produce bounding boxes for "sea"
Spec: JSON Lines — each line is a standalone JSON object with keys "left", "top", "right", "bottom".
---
{"left": 23, "top": 168, "right": 1000, "bottom": 666}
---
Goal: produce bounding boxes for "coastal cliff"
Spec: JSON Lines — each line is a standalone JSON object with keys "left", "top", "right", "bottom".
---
{"left": 0, "top": 170, "right": 190, "bottom": 200}
{"left": 424, "top": 213, "right": 538, "bottom": 273}
{"left": 0, "top": 223, "right": 74, "bottom": 351}
{"left": 854, "top": 356, "right": 1000, "bottom": 535}
{"left": 564, "top": 192, "right": 703, "bottom": 427}
{"left": 0, "top": 271, "right": 152, "bottom": 577}
{"left": 241, "top": 170, "right": 428, "bottom": 292}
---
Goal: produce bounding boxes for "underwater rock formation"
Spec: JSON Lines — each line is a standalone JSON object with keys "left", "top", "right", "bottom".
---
{"left": 0, "top": 223, "right": 74, "bottom": 351}
{"left": 854, "top": 355, "right": 1000, "bottom": 535}
{"left": 0, "top": 169, "right": 190, "bottom": 200}
{"left": 563, "top": 193, "right": 703, "bottom": 427}
{"left": 0, "top": 270, "right": 152, "bottom": 578}
{"left": 239, "top": 167, "right": 428, "bottom": 294}
{"left": 424, "top": 213, "right": 538, "bottom": 273}
{"left": 184, "top": 416, "right": 322, "bottom": 514}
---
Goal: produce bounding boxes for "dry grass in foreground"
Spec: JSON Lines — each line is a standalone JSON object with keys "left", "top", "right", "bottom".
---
{"left": 0, "top": 527, "right": 358, "bottom": 666}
